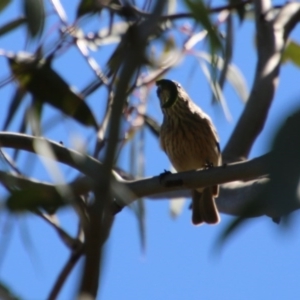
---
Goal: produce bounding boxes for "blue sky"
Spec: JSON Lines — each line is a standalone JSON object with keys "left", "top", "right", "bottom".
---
{"left": 0, "top": 1, "right": 300, "bottom": 300}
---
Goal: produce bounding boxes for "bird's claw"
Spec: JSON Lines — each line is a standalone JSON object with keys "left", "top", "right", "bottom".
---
{"left": 159, "top": 170, "right": 172, "bottom": 183}
{"left": 204, "top": 162, "right": 214, "bottom": 169}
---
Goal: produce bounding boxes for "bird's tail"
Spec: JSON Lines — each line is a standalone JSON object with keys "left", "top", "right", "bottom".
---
{"left": 192, "top": 187, "right": 220, "bottom": 225}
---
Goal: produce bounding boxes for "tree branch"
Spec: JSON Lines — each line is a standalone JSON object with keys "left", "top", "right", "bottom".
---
{"left": 0, "top": 132, "right": 105, "bottom": 178}
{"left": 0, "top": 153, "right": 271, "bottom": 216}
{"left": 47, "top": 247, "right": 83, "bottom": 300}
{"left": 108, "top": 0, "right": 252, "bottom": 21}
{"left": 222, "top": 1, "right": 300, "bottom": 162}
{"left": 79, "top": 1, "right": 168, "bottom": 298}
{"left": 3, "top": 145, "right": 294, "bottom": 219}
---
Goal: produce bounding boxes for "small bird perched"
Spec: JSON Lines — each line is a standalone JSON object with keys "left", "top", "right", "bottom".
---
{"left": 156, "top": 79, "right": 221, "bottom": 225}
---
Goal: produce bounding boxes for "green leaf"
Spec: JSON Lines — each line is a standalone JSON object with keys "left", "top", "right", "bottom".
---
{"left": 196, "top": 52, "right": 248, "bottom": 103}
{"left": 8, "top": 53, "right": 98, "bottom": 128}
{"left": 229, "top": 0, "right": 246, "bottom": 23}
{"left": 3, "top": 87, "right": 26, "bottom": 130}
{"left": 77, "top": 0, "right": 97, "bottom": 17}
{"left": 27, "top": 96, "right": 43, "bottom": 135}
{"left": 0, "top": 0, "right": 11, "bottom": 13}
{"left": 0, "top": 282, "right": 21, "bottom": 300}
{"left": 184, "top": 0, "right": 222, "bottom": 54}
{"left": 23, "top": 0, "right": 45, "bottom": 38}
{"left": 77, "top": 0, "right": 115, "bottom": 18}
{"left": 217, "top": 109, "right": 300, "bottom": 248}
{"left": 266, "top": 109, "right": 300, "bottom": 216}
{"left": 197, "top": 57, "right": 232, "bottom": 121}
{"left": 214, "top": 216, "right": 250, "bottom": 251}
{"left": 6, "top": 188, "right": 65, "bottom": 212}
{"left": 0, "top": 17, "right": 26, "bottom": 37}
{"left": 282, "top": 40, "right": 300, "bottom": 67}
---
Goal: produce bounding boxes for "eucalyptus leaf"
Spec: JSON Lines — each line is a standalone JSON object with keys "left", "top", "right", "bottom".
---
{"left": 282, "top": 40, "right": 300, "bottom": 67}
{"left": 23, "top": 0, "right": 45, "bottom": 38}
{"left": 184, "top": 0, "right": 222, "bottom": 53}
{"left": 229, "top": 0, "right": 247, "bottom": 23}
{"left": 77, "top": 0, "right": 117, "bottom": 18}
{"left": 217, "top": 108, "right": 300, "bottom": 247}
{"left": 266, "top": 109, "right": 300, "bottom": 216}
{"left": 0, "top": 282, "right": 21, "bottom": 300}
{"left": 3, "top": 87, "right": 26, "bottom": 131}
{"left": 0, "top": 17, "right": 26, "bottom": 37}
{"left": 0, "top": 0, "right": 11, "bottom": 13}
{"left": 196, "top": 52, "right": 248, "bottom": 102}
{"left": 6, "top": 188, "right": 65, "bottom": 211}
{"left": 198, "top": 58, "right": 232, "bottom": 121}
{"left": 8, "top": 53, "right": 98, "bottom": 128}
{"left": 77, "top": 0, "right": 100, "bottom": 17}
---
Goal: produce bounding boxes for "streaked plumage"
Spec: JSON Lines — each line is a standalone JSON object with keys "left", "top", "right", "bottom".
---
{"left": 156, "top": 79, "right": 221, "bottom": 225}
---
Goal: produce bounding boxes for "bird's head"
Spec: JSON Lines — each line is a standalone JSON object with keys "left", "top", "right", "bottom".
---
{"left": 156, "top": 79, "right": 181, "bottom": 109}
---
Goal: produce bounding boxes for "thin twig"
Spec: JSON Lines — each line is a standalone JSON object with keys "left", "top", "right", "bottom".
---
{"left": 0, "top": 152, "right": 271, "bottom": 211}
{"left": 34, "top": 210, "right": 82, "bottom": 250}
{"left": 106, "top": 0, "right": 253, "bottom": 20}
{"left": 79, "top": 2, "right": 168, "bottom": 297}
{"left": 0, "top": 132, "right": 106, "bottom": 178}
{"left": 47, "top": 247, "right": 83, "bottom": 300}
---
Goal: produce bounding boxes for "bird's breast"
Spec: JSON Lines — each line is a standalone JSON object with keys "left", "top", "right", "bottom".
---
{"left": 160, "top": 117, "right": 219, "bottom": 172}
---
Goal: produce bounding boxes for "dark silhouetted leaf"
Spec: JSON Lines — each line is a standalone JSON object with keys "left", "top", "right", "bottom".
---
{"left": 107, "top": 25, "right": 133, "bottom": 76}
{"left": 229, "top": 0, "right": 247, "bottom": 23}
{"left": 0, "top": 0, "right": 11, "bottom": 13}
{"left": 129, "top": 128, "right": 146, "bottom": 251}
{"left": 0, "top": 282, "right": 21, "bottom": 300}
{"left": 216, "top": 199, "right": 264, "bottom": 249}
{"left": 217, "top": 108, "right": 300, "bottom": 247}
{"left": 8, "top": 53, "right": 98, "bottom": 128}
{"left": 77, "top": 0, "right": 97, "bottom": 17}
{"left": 198, "top": 57, "right": 232, "bottom": 120}
{"left": 265, "top": 109, "right": 300, "bottom": 216}
{"left": 214, "top": 215, "right": 250, "bottom": 252}
{"left": 27, "top": 96, "right": 43, "bottom": 135}
{"left": 77, "top": 0, "right": 116, "bottom": 18}
{"left": 215, "top": 15, "right": 233, "bottom": 104}
{"left": 3, "top": 87, "right": 26, "bottom": 130}
{"left": 135, "top": 199, "right": 146, "bottom": 251}
{"left": 196, "top": 51, "right": 248, "bottom": 103}
{"left": 282, "top": 40, "right": 300, "bottom": 67}
{"left": 0, "top": 17, "right": 26, "bottom": 37}
{"left": 23, "top": 0, "right": 45, "bottom": 38}
{"left": 12, "top": 107, "right": 28, "bottom": 161}
{"left": 184, "top": 0, "right": 222, "bottom": 53}
{"left": 7, "top": 188, "right": 65, "bottom": 211}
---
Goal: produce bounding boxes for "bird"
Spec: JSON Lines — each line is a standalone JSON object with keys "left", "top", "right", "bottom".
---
{"left": 156, "top": 79, "right": 221, "bottom": 225}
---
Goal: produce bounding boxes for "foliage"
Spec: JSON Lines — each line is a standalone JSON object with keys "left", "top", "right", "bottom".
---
{"left": 0, "top": 0, "right": 300, "bottom": 299}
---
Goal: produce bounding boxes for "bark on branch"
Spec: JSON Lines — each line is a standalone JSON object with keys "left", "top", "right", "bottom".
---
{"left": 223, "top": 1, "right": 300, "bottom": 162}
{"left": 0, "top": 131, "right": 273, "bottom": 218}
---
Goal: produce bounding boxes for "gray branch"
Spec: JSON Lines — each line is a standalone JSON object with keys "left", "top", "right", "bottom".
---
{"left": 223, "top": 1, "right": 300, "bottom": 163}
{"left": 0, "top": 140, "right": 272, "bottom": 218}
